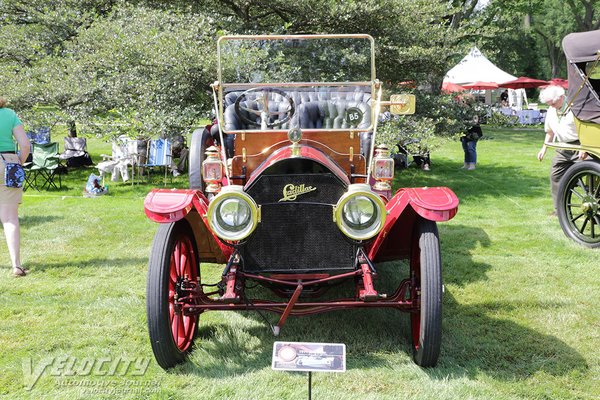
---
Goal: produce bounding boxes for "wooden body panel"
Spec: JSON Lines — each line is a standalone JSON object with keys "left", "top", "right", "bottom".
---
{"left": 231, "top": 131, "right": 367, "bottom": 183}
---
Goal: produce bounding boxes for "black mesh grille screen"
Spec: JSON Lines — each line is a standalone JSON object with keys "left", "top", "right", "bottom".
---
{"left": 243, "top": 172, "right": 355, "bottom": 273}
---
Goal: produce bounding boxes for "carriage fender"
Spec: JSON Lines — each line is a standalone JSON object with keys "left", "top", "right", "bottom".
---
{"left": 397, "top": 186, "right": 459, "bottom": 222}
{"left": 367, "top": 187, "right": 458, "bottom": 261}
{"left": 144, "top": 189, "right": 232, "bottom": 263}
{"left": 144, "top": 189, "right": 203, "bottom": 223}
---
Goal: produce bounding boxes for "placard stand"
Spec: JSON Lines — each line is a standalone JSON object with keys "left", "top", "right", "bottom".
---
{"left": 308, "top": 371, "right": 312, "bottom": 400}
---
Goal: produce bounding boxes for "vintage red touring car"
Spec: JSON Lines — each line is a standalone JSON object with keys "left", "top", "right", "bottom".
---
{"left": 144, "top": 34, "right": 459, "bottom": 370}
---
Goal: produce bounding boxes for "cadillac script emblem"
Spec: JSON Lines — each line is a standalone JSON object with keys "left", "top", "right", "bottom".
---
{"left": 279, "top": 184, "right": 317, "bottom": 202}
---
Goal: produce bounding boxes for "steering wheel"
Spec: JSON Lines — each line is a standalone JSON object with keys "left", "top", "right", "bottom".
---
{"left": 234, "top": 87, "right": 295, "bottom": 129}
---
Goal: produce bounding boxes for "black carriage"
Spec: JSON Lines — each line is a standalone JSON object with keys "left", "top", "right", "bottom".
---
{"left": 549, "top": 30, "right": 600, "bottom": 247}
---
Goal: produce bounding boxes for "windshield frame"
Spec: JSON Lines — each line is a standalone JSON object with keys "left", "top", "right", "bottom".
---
{"left": 216, "top": 34, "right": 376, "bottom": 134}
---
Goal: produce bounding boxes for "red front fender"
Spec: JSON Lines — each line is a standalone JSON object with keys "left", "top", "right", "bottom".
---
{"left": 368, "top": 187, "right": 458, "bottom": 262}
{"left": 144, "top": 189, "right": 232, "bottom": 263}
{"left": 397, "top": 187, "right": 458, "bottom": 222}
{"left": 144, "top": 189, "right": 205, "bottom": 223}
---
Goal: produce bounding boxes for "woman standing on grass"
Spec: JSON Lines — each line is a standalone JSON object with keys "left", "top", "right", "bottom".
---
{"left": 0, "top": 97, "right": 30, "bottom": 277}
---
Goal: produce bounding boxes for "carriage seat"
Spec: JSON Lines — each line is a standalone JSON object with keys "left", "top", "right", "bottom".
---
{"left": 295, "top": 100, "right": 371, "bottom": 129}
{"left": 223, "top": 90, "right": 372, "bottom": 131}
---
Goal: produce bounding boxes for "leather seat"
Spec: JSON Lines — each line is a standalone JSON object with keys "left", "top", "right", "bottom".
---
{"left": 224, "top": 89, "right": 372, "bottom": 131}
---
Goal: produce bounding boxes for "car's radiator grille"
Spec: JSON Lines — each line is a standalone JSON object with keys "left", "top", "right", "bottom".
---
{"left": 242, "top": 173, "right": 355, "bottom": 273}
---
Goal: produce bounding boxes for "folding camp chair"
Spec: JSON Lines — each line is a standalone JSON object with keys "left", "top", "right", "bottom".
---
{"left": 97, "top": 136, "right": 135, "bottom": 183}
{"left": 140, "top": 138, "right": 172, "bottom": 185}
{"left": 24, "top": 142, "right": 64, "bottom": 190}
{"left": 59, "top": 137, "right": 93, "bottom": 167}
{"left": 26, "top": 127, "right": 51, "bottom": 145}
{"left": 389, "top": 137, "right": 432, "bottom": 170}
{"left": 125, "top": 138, "right": 145, "bottom": 183}
{"left": 24, "top": 127, "right": 51, "bottom": 165}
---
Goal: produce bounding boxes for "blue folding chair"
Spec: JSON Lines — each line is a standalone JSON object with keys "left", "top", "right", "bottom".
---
{"left": 141, "top": 138, "right": 172, "bottom": 185}
{"left": 26, "top": 127, "right": 51, "bottom": 145}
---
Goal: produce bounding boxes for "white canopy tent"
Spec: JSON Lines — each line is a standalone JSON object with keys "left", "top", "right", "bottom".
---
{"left": 444, "top": 47, "right": 527, "bottom": 108}
{"left": 444, "top": 47, "right": 516, "bottom": 84}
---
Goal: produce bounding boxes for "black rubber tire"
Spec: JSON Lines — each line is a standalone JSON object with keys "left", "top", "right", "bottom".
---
{"left": 189, "top": 127, "right": 212, "bottom": 190}
{"left": 147, "top": 220, "right": 200, "bottom": 369}
{"left": 557, "top": 160, "right": 600, "bottom": 248}
{"left": 409, "top": 218, "right": 442, "bottom": 367}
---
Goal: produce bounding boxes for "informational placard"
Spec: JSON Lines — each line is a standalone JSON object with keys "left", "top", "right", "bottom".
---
{"left": 272, "top": 342, "right": 346, "bottom": 373}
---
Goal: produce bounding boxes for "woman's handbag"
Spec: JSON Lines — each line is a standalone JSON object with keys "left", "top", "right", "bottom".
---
{"left": 1, "top": 154, "right": 25, "bottom": 188}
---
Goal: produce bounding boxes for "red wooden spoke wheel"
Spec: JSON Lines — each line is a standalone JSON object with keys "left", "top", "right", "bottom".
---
{"left": 147, "top": 220, "right": 200, "bottom": 369}
{"left": 409, "top": 218, "right": 442, "bottom": 367}
{"left": 168, "top": 232, "right": 199, "bottom": 351}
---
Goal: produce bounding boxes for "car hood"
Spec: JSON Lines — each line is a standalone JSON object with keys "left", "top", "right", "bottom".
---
{"left": 244, "top": 144, "right": 351, "bottom": 189}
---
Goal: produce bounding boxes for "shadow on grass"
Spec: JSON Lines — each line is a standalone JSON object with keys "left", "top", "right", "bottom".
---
{"left": 174, "top": 222, "right": 585, "bottom": 381}
{"left": 432, "top": 292, "right": 588, "bottom": 380}
{"left": 440, "top": 224, "right": 492, "bottom": 287}
{"left": 24, "top": 184, "right": 72, "bottom": 193}
{"left": 20, "top": 214, "right": 61, "bottom": 227}
{"left": 180, "top": 300, "right": 586, "bottom": 381}
{"left": 26, "top": 256, "right": 148, "bottom": 272}
{"left": 436, "top": 223, "right": 586, "bottom": 378}
{"left": 28, "top": 165, "right": 190, "bottom": 196}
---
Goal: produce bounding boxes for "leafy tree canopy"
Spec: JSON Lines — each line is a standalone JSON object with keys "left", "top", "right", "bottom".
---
{"left": 1, "top": 0, "right": 216, "bottom": 136}
{"left": 0, "top": 0, "right": 592, "bottom": 137}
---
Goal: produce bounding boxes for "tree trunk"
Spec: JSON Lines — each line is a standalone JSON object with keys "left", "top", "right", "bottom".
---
{"left": 534, "top": 25, "right": 561, "bottom": 78}
{"left": 68, "top": 120, "right": 77, "bottom": 137}
{"left": 566, "top": 0, "right": 598, "bottom": 31}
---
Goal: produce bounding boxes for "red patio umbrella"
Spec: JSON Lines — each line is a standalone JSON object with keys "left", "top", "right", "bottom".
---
{"left": 397, "top": 80, "right": 417, "bottom": 89}
{"left": 461, "top": 81, "right": 499, "bottom": 90}
{"left": 500, "top": 76, "right": 549, "bottom": 89}
{"left": 548, "top": 78, "right": 568, "bottom": 89}
{"left": 441, "top": 81, "right": 467, "bottom": 93}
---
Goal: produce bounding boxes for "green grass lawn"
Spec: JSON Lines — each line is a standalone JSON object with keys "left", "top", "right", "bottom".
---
{"left": 0, "top": 128, "right": 598, "bottom": 399}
